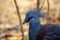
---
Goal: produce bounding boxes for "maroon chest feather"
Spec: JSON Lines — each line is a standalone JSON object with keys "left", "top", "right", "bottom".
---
{"left": 36, "top": 27, "right": 47, "bottom": 40}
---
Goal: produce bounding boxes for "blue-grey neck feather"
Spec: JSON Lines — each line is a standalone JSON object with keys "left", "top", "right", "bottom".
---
{"left": 29, "top": 18, "right": 42, "bottom": 40}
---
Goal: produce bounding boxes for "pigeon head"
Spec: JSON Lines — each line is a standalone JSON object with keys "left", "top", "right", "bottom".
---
{"left": 23, "top": 9, "right": 41, "bottom": 24}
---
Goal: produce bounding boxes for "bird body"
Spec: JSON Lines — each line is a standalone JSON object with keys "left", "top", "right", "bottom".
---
{"left": 23, "top": 8, "right": 60, "bottom": 40}
{"left": 29, "top": 17, "right": 60, "bottom": 40}
{"left": 36, "top": 24, "right": 60, "bottom": 40}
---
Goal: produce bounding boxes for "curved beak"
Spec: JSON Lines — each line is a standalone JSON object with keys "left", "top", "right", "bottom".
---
{"left": 23, "top": 19, "right": 29, "bottom": 24}
{"left": 23, "top": 20, "right": 26, "bottom": 24}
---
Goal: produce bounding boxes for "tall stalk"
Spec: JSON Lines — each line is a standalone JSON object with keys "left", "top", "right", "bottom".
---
{"left": 37, "top": 0, "right": 40, "bottom": 9}
{"left": 14, "top": 0, "right": 24, "bottom": 40}
{"left": 47, "top": 0, "right": 50, "bottom": 24}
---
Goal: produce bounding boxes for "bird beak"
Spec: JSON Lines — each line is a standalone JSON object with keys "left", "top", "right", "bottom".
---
{"left": 23, "top": 21, "right": 26, "bottom": 24}
{"left": 23, "top": 20, "right": 27, "bottom": 24}
{"left": 23, "top": 18, "right": 29, "bottom": 24}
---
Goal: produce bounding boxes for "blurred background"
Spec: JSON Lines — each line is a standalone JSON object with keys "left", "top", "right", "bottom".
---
{"left": 0, "top": 0, "right": 60, "bottom": 40}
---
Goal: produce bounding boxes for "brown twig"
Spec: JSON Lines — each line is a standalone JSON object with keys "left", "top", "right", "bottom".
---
{"left": 14, "top": 0, "right": 24, "bottom": 40}
{"left": 47, "top": 0, "right": 50, "bottom": 24}
{"left": 37, "top": 0, "right": 40, "bottom": 9}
